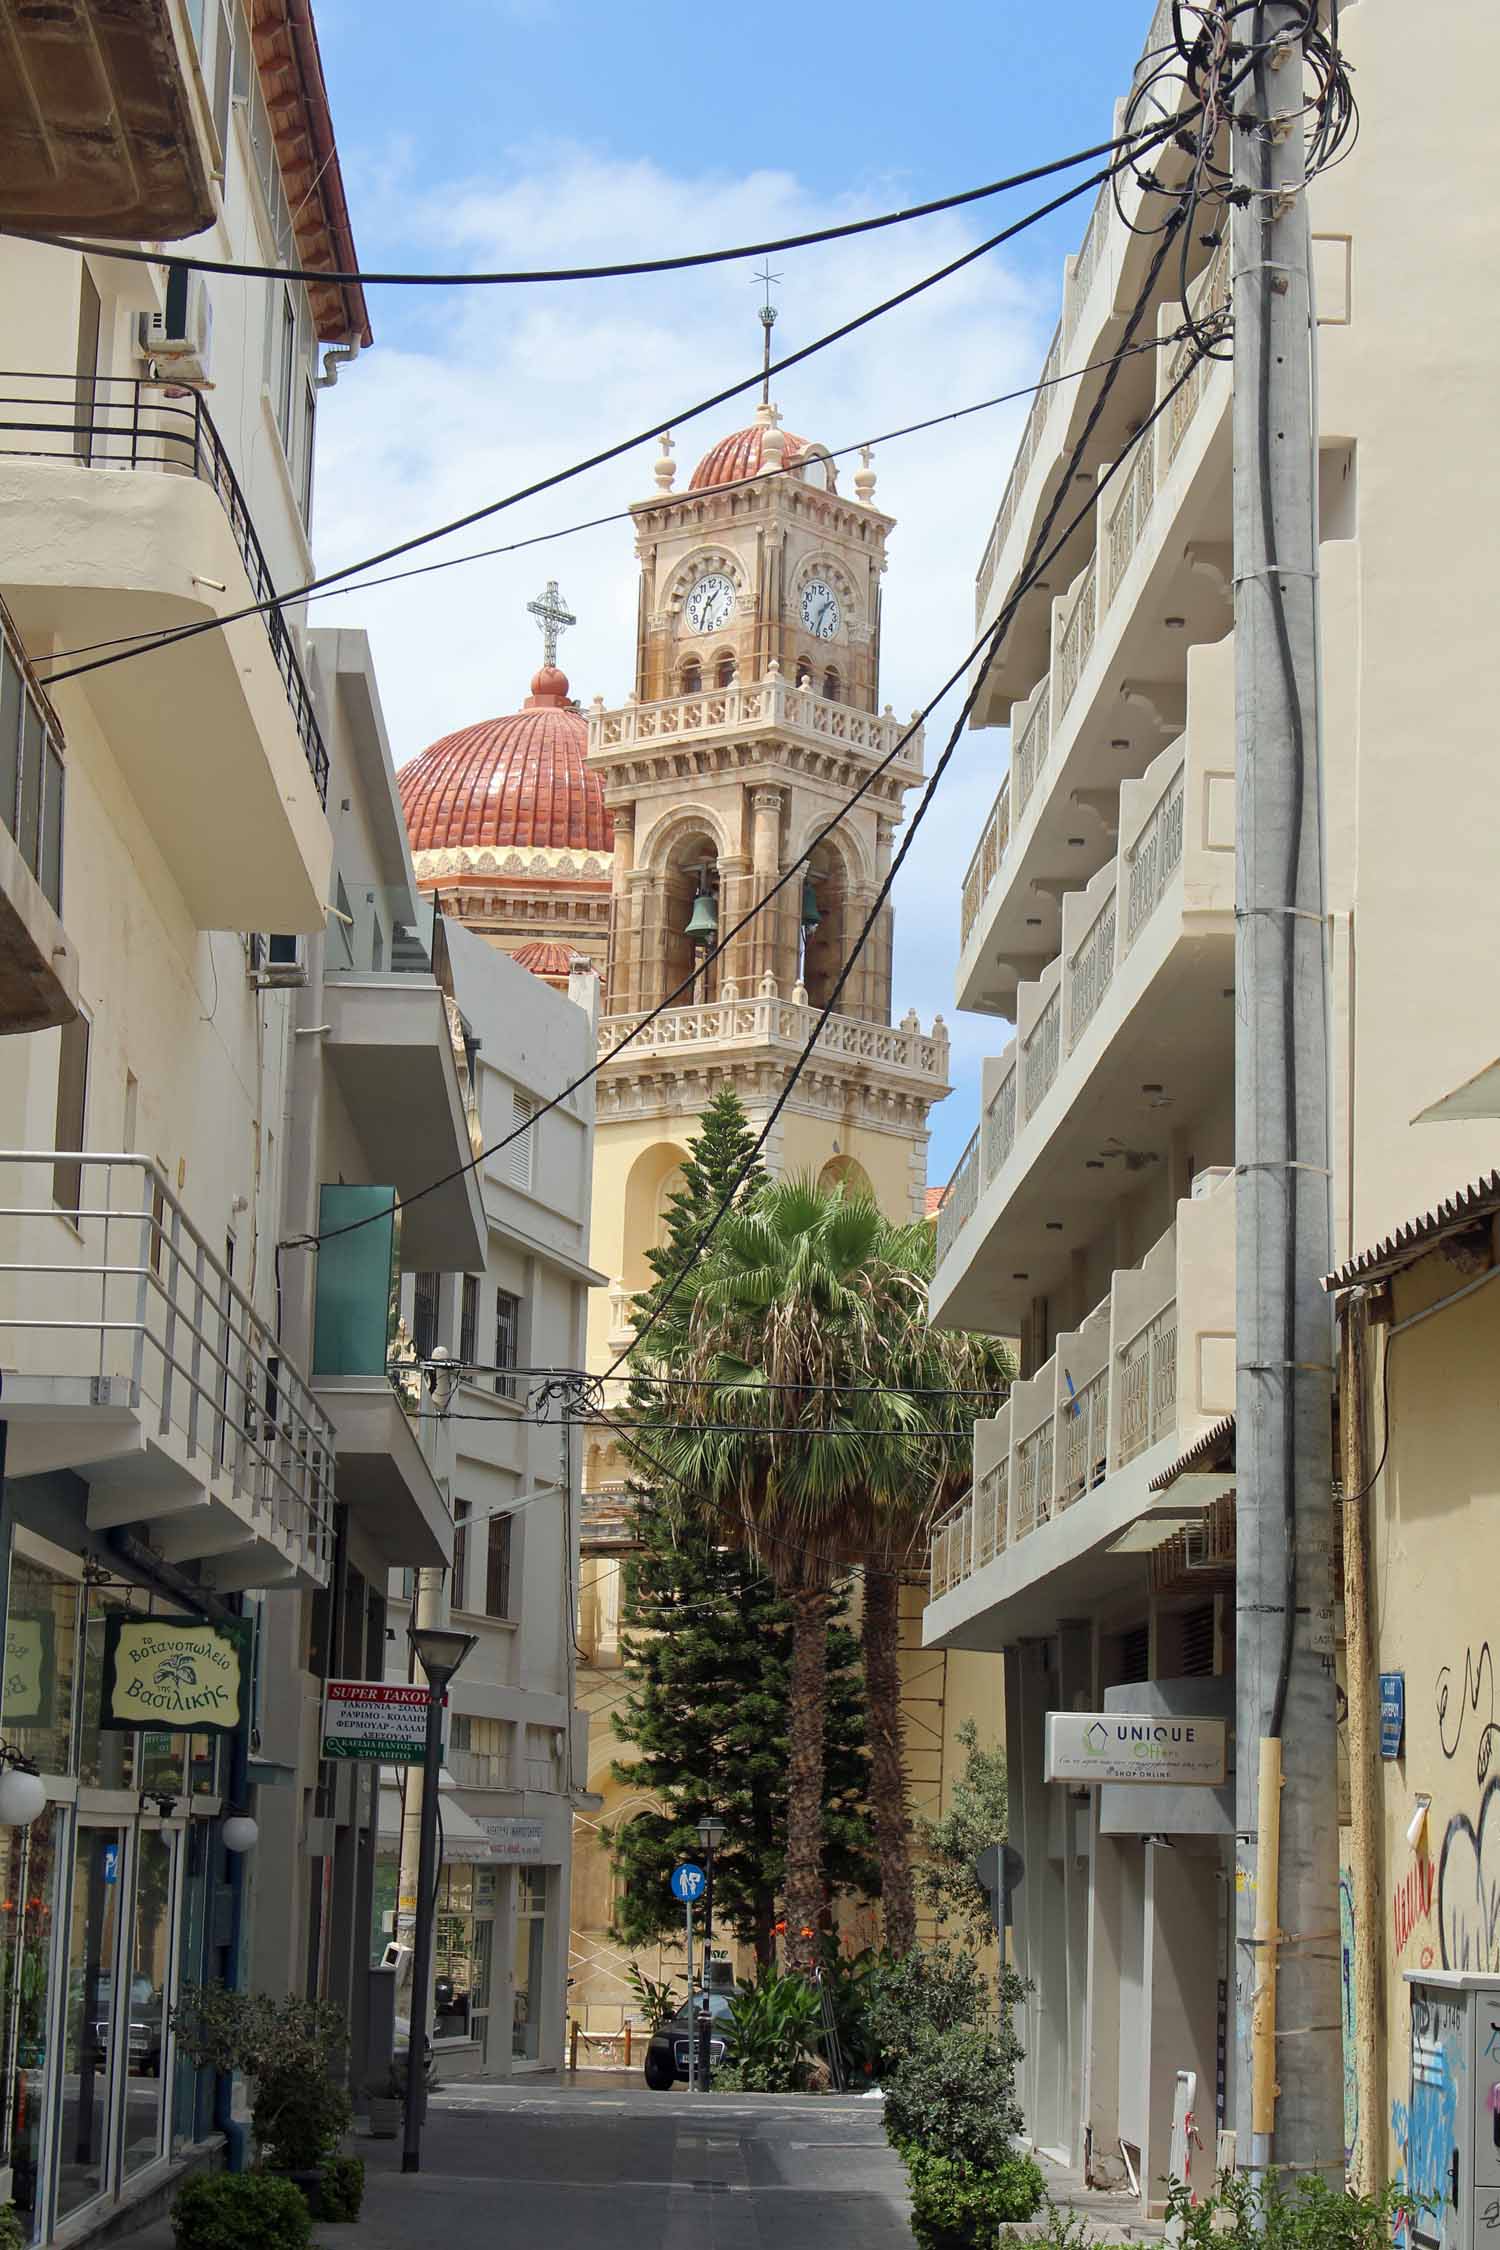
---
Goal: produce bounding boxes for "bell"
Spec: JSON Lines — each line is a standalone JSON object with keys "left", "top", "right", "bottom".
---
{"left": 685, "top": 886, "right": 718, "bottom": 940}
{"left": 800, "top": 877, "right": 822, "bottom": 932}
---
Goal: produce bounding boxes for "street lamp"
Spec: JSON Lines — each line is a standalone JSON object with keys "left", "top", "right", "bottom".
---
{"left": 402, "top": 1624, "right": 478, "bottom": 2174}
{"left": 696, "top": 1815, "right": 727, "bottom": 2088}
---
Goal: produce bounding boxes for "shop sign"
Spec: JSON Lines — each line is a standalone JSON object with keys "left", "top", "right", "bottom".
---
{"left": 475, "top": 1816, "right": 545, "bottom": 1863}
{"left": 1379, "top": 1671, "right": 1405, "bottom": 1759}
{"left": 1044, "top": 1711, "right": 1226, "bottom": 1786}
{"left": 322, "top": 1680, "right": 431, "bottom": 1763}
{"left": 4, "top": 1610, "right": 56, "bottom": 1725}
{"left": 100, "top": 1614, "right": 250, "bottom": 1733}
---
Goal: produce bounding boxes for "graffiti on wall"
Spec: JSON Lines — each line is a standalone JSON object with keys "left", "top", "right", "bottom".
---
{"left": 1437, "top": 1642, "right": 1500, "bottom": 1786}
{"left": 1433, "top": 1647, "right": 1500, "bottom": 1974}
{"left": 1340, "top": 1868, "right": 1359, "bottom": 2167}
{"left": 1394, "top": 1858, "right": 1437, "bottom": 1960}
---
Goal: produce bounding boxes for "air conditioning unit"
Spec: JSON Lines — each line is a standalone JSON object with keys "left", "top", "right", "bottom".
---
{"left": 138, "top": 265, "right": 213, "bottom": 383}
{"left": 249, "top": 934, "right": 308, "bottom": 989}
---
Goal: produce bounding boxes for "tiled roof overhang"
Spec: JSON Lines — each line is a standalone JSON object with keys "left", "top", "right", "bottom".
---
{"left": 1321, "top": 1170, "right": 1500, "bottom": 1294}
{"left": 251, "top": 0, "right": 371, "bottom": 347}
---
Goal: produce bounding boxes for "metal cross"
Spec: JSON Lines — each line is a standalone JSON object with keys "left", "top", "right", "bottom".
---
{"left": 753, "top": 264, "right": 782, "bottom": 403}
{"left": 526, "top": 579, "right": 576, "bottom": 668}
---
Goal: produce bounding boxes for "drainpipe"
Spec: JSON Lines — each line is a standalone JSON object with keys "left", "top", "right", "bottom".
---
{"left": 1338, "top": 1288, "right": 1383, "bottom": 2191}
{"left": 215, "top": 1612, "right": 252, "bottom": 2172}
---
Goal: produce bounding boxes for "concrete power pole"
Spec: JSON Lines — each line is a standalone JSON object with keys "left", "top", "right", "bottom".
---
{"left": 1231, "top": 1, "right": 1343, "bottom": 2183}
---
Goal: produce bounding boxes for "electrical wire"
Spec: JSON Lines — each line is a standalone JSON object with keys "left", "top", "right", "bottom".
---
{"left": 33, "top": 111, "right": 1191, "bottom": 699}
{"left": 1, "top": 120, "right": 1178, "bottom": 290}
{"left": 394, "top": 1361, "right": 1011, "bottom": 1401}
{"left": 30, "top": 329, "right": 1181, "bottom": 673}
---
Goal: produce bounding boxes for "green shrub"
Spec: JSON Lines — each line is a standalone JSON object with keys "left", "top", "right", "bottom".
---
{"left": 172, "top": 2172, "right": 311, "bottom": 2250}
{"left": 0, "top": 2205, "right": 26, "bottom": 2250}
{"left": 316, "top": 2156, "right": 364, "bottom": 2223}
{"left": 815, "top": 1943, "right": 882, "bottom": 2081}
{"left": 884, "top": 2020, "right": 1024, "bottom": 2172}
{"left": 864, "top": 1943, "right": 994, "bottom": 2076}
{"left": 722, "top": 1965, "right": 824, "bottom": 2092}
{"left": 1164, "top": 2172, "right": 1418, "bottom": 2250}
{"left": 998, "top": 2199, "right": 1097, "bottom": 2250}
{"left": 170, "top": 1988, "right": 351, "bottom": 2171}
{"left": 906, "top": 2149, "right": 1046, "bottom": 2250}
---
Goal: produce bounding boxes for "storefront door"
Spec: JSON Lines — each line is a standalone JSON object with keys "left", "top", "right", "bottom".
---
{"left": 510, "top": 1870, "right": 547, "bottom": 2068}
{"left": 55, "top": 1821, "right": 125, "bottom": 2225}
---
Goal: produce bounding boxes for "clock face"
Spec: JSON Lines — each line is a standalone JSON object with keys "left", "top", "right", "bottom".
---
{"left": 684, "top": 573, "right": 736, "bottom": 634}
{"left": 800, "top": 579, "right": 842, "bottom": 640}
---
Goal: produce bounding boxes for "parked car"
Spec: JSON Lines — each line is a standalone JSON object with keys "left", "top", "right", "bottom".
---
{"left": 75, "top": 1974, "right": 163, "bottom": 2076}
{"left": 643, "top": 1989, "right": 736, "bottom": 2091}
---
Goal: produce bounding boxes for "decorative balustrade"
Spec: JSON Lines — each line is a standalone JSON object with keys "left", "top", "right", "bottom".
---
{"left": 1063, "top": 185, "right": 1110, "bottom": 353}
{"left": 935, "top": 1130, "right": 979, "bottom": 1267}
{"left": 1013, "top": 1426, "right": 1044, "bottom": 1540}
{"left": 976, "top": 320, "right": 1062, "bottom": 612}
{"left": 597, "top": 996, "right": 948, "bottom": 1081}
{"left": 982, "top": 1063, "right": 1018, "bottom": 1183}
{"left": 1021, "top": 990, "right": 1062, "bottom": 1121}
{"left": 1107, "top": 426, "right": 1156, "bottom": 606}
{"left": 1125, "top": 762, "right": 1186, "bottom": 947}
{"left": 1068, "top": 886, "right": 1117, "bottom": 1052}
{"left": 1116, "top": 1302, "right": 1179, "bottom": 1465}
{"left": 1165, "top": 242, "right": 1231, "bottom": 466}
{"left": 929, "top": 1493, "right": 974, "bottom": 1600}
{"left": 1056, "top": 555, "right": 1099, "bottom": 717}
{"left": 1060, "top": 1368, "right": 1108, "bottom": 1508}
{"left": 961, "top": 780, "right": 1011, "bottom": 949}
{"left": 588, "top": 675, "right": 920, "bottom": 766}
{"left": 1013, "top": 684, "right": 1052, "bottom": 820}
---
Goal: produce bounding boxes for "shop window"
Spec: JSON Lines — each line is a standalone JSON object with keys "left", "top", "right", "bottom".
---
{"left": 58, "top": 1823, "right": 126, "bottom": 2220}
{"left": 2, "top": 1528, "right": 83, "bottom": 1775}
{"left": 123, "top": 1829, "right": 174, "bottom": 2178}
{"left": 0, "top": 1803, "right": 62, "bottom": 2229}
{"left": 485, "top": 1516, "right": 512, "bottom": 1620}
{"left": 76, "top": 1585, "right": 151, "bottom": 1791}
{"left": 512, "top": 1868, "right": 548, "bottom": 2062}
{"left": 433, "top": 1865, "right": 475, "bottom": 2042}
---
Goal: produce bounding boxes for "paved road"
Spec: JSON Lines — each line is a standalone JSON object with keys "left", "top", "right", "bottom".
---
{"left": 352, "top": 2078, "right": 912, "bottom": 2250}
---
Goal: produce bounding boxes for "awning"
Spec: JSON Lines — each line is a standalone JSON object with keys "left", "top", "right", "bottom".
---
{"left": 376, "top": 1772, "right": 494, "bottom": 1864}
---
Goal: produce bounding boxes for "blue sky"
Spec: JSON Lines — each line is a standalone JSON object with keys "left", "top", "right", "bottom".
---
{"left": 305, "top": 0, "right": 1157, "bottom": 1183}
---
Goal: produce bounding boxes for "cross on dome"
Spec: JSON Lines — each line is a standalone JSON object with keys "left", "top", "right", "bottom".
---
{"left": 527, "top": 579, "right": 577, "bottom": 668}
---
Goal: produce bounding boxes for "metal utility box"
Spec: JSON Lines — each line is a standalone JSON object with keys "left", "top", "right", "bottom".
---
{"left": 1405, "top": 1972, "right": 1500, "bottom": 2250}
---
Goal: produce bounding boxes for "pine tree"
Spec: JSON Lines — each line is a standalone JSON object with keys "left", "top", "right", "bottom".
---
{"left": 607, "top": 1485, "right": 876, "bottom": 1965}
{"left": 630, "top": 1086, "right": 767, "bottom": 1357}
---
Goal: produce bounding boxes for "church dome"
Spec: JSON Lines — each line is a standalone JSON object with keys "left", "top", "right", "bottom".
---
{"left": 398, "top": 666, "right": 609, "bottom": 855}
{"left": 690, "top": 420, "right": 818, "bottom": 491}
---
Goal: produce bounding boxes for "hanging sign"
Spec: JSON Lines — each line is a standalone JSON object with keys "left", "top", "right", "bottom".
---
{"left": 1045, "top": 1711, "right": 1226, "bottom": 1786}
{"left": 4, "top": 1610, "right": 56, "bottom": 1726}
{"left": 321, "top": 1680, "right": 431, "bottom": 1763}
{"left": 1379, "top": 1672, "right": 1405, "bottom": 1760}
{"left": 99, "top": 1614, "right": 250, "bottom": 1734}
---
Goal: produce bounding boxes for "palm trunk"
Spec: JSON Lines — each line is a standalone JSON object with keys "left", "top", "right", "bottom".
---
{"left": 862, "top": 1561, "right": 916, "bottom": 1956}
{"left": 784, "top": 1582, "right": 830, "bottom": 1975}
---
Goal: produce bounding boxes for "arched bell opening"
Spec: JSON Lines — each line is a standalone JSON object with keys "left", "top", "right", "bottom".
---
{"left": 658, "top": 830, "right": 723, "bottom": 1006}
{"left": 798, "top": 840, "right": 853, "bottom": 1013}
{"left": 818, "top": 1153, "right": 875, "bottom": 1203}
{"left": 679, "top": 660, "right": 702, "bottom": 696}
{"left": 822, "top": 667, "right": 841, "bottom": 701}
{"left": 714, "top": 652, "right": 736, "bottom": 688}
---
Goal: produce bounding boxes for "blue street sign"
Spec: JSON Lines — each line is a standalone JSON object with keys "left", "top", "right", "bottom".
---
{"left": 670, "top": 1863, "right": 706, "bottom": 1903}
{"left": 1379, "top": 1672, "right": 1405, "bottom": 1760}
{"left": 103, "top": 1845, "right": 119, "bottom": 1884}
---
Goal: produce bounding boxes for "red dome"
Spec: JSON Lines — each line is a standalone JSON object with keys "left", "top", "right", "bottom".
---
{"left": 689, "top": 422, "right": 820, "bottom": 491}
{"left": 511, "top": 939, "right": 590, "bottom": 979}
{"left": 398, "top": 667, "right": 609, "bottom": 855}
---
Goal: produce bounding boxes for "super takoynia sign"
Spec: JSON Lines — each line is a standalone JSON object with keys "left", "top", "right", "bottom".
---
{"left": 99, "top": 1615, "right": 251, "bottom": 1734}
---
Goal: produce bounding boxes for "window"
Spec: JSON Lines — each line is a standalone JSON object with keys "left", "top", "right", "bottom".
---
{"left": 680, "top": 662, "right": 701, "bottom": 695}
{"left": 210, "top": 0, "right": 234, "bottom": 156}
{"left": 451, "top": 1500, "right": 471, "bottom": 1613}
{"left": 275, "top": 288, "right": 296, "bottom": 450}
{"left": 52, "top": 1009, "right": 90, "bottom": 1217}
{"left": 412, "top": 1272, "right": 439, "bottom": 1362}
{"left": 459, "top": 1274, "right": 480, "bottom": 1370}
{"left": 1, "top": 626, "right": 66, "bottom": 916}
{"left": 493, "top": 1290, "right": 519, "bottom": 1399}
{"left": 822, "top": 667, "right": 840, "bottom": 701}
{"left": 74, "top": 271, "right": 100, "bottom": 465}
{"left": 715, "top": 655, "right": 735, "bottom": 688}
{"left": 485, "top": 1515, "right": 512, "bottom": 1620}
{"left": 502, "top": 1090, "right": 533, "bottom": 1192}
{"left": 299, "top": 375, "right": 317, "bottom": 525}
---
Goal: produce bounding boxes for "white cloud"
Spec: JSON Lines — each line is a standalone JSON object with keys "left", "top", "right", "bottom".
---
{"left": 312, "top": 139, "right": 1045, "bottom": 1176}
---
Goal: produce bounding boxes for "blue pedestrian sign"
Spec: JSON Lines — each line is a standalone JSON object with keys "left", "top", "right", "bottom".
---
{"left": 102, "top": 1845, "right": 119, "bottom": 1884}
{"left": 670, "top": 1863, "right": 706, "bottom": 1903}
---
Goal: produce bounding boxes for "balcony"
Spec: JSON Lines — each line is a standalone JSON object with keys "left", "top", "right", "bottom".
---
{"left": 0, "top": 1152, "right": 334, "bottom": 1589}
{"left": 588, "top": 671, "right": 924, "bottom": 787}
{"left": 935, "top": 643, "right": 1235, "bottom": 1334}
{"left": 597, "top": 990, "right": 949, "bottom": 1094}
{"left": 959, "top": 248, "right": 1232, "bottom": 1017}
{"left": 308, "top": 1373, "right": 452, "bottom": 1570}
{"left": 1, "top": 593, "right": 78, "bottom": 1033}
{"left": 926, "top": 1172, "right": 1235, "bottom": 1646}
{"left": 322, "top": 888, "right": 487, "bottom": 1275}
{"left": 0, "top": 0, "right": 216, "bottom": 239}
{"left": 0, "top": 374, "right": 332, "bottom": 933}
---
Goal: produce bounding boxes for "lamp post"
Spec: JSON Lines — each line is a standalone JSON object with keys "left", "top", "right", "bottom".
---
{"left": 402, "top": 1624, "right": 478, "bottom": 2174}
{"left": 696, "top": 1815, "right": 726, "bottom": 2088}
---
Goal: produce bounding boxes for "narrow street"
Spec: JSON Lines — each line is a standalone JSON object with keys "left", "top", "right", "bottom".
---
{"left": 350, "top": 2079, "right": 912, "bottom": 2250}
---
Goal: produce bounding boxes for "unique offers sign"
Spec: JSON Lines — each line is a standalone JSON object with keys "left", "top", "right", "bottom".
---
{"left": 100, "top": 1615, "right": 250, "bottom": 1734}
{"left": 322, "top": 1680, "right": 431, "bottom": 1763}
{"left": 1044, "top": 1710, "right": 1227, "bottom": 1787}
{"left": 475, "top": 1817, "right": 545, "bottom": 1864}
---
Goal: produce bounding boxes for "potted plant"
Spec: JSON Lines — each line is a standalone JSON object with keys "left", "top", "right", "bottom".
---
{"left": 171, "top": 1986, "right": 359, "bottom": 2220}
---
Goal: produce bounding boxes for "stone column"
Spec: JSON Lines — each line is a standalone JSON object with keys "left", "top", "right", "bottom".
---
{"left": 747, "top": 786, "right": 788, "bottom": 993}
{"left": 605, "top": 806, "right": 636, "bottom": 1012}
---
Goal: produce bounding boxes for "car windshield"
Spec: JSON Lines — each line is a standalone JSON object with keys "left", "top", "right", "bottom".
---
{"left": 670, "top": 1992, "right": 734, "bottom": 2029}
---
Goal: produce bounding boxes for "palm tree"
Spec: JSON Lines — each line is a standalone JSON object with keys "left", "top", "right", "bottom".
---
{"left": 626, "top": 1177, "right": 925, "bottom": 1970}
{"left": 856, "top": 1216, "right": 1015, "bottom": 1957}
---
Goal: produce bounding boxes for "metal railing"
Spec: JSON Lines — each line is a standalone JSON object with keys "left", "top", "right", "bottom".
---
{"left": 1106, "top": 426, "right": 1156, "bottom": 606}
{"left": 975, "top": 1458, "right": 1008, "bottom": 1566}
{"left": 0, "top": 373, "right": 329, "bottom": 806}
{"left": 1164, "top": 242, "right": 1231, "bottom": 467}
{"left": 935, "top": 1130, "right": 980, "bottom": 1267}
{"left": 929, "top": 1494, "right": 972, "bottom": 1599}
{"left": 1067, "top": 886, "right": 1117, "bottom": 1052}
{"left": 975, "top": 319, "right": 1062, "bottom": 613}
{"left": 0, "top": 592, "right": 65, "bottom": 916}
{"left": 0, "top": 1151, "right": 335, "bottom": 1582}
{"left": 1021, "top": 990, "right": 1062, "bottom": 1120}
{"left": 961, "top": 778, "right": 1011, "bottom": 950}
{"left": 1056, "top": 554, "right": 1098, "bottom": 716}
{"left": 1125, "top": 762, "right": 1186, "bottom": 946}
{"left": 1013, "top": 683, "right": 1052, "bottom": 819}
{"left": 982, "top": 1062, "right": 1019, "bottom": 1182}
{"left": 1116, "top": 1302, "right": 1179, "bottom": 1465}
{"left": 1060, "top": 1368, "right": 1109, "bottom": 1508}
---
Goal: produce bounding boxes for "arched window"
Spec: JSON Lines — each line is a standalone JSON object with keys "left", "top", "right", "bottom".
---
{"left": 822, "top": 667, "right": 840, "bottom": 701}
{"left": 716, "top": 654, "right": 736, "bottom": 688}
{"left": 680, "top": 661, "right": 701, "bottom": 696}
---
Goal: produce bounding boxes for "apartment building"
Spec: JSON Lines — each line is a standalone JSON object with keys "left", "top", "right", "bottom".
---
{"left": 923, "top": 0, "right": 1500, "bottom": 2209}
{"left": 379, "top": 928, "right": 601, "bottom": 2081}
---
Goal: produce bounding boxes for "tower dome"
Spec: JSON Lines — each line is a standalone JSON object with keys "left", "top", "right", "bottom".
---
{"left": 398, "top": 666, "right": 608, "bottom": 855}
{"left": 688, "top": 400, "right": 835, "bottom": 493}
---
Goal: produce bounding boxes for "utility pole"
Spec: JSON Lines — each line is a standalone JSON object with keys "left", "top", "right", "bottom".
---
{"left": 1231, "top": 1, "right": 1342, "bottom": 2184}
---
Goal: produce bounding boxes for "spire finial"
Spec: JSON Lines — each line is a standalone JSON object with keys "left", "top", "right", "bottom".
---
{"left": 752, "top": 262, "right": 781, "bottom": 407}
{"left": 526, "top": 579, "right": 577, "bottom": 668}
{"left": 655, "top": 432, "right": 676, "bottom": 491}
{"left": 854, "top": 443, "right": 877, "bottom": 504}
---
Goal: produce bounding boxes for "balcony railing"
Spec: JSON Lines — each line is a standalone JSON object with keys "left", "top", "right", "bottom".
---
{"left": 1056, "top": 554, "right": 1098, "bottom": 718}
{"left": 1124, "top": 761, "right": 1185, "bottom": 946}
{"left": 589, "top": 674, "right": 921, "bottom": 767}
{"left": 1013, "top": 683, "right": 1051, "bottom": 821}
{"left": 1107, "top": 426, "right": 1156, "bottom": 604}
{"left": 1116, "top": 1302, "right": 1178, "bottom": 1465}
{"left": 961, "top": 779, "right": 1010, "bottom": 949}
{"left": 0, "top": 1151, "right": 336, "bottom": 1582}
{"left": 1060, "top": 1367, "right": 1109, "bottom": 1507}
{"left": 0, "top": 373, "right": 329, "bottom": 806}
{"left": 1021, "top": 988, "right": 1061, "bottom": 1120}
{"left": 598, "top": 994, "right": 949, "bottom": 1080}
{"left": 1, "top": 593, "right": 65, "bottom": 917}
{"left": 1067, "top": 884, "right": 1116, "bottom": 1052}
{"left": 983, "top": 1062, "right": 1019, "bottom": 1182}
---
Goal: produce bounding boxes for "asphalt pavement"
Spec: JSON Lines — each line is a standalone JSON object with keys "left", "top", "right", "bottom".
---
{"left": 350, "top": 2076, "right": 914, "bottom": 2250}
